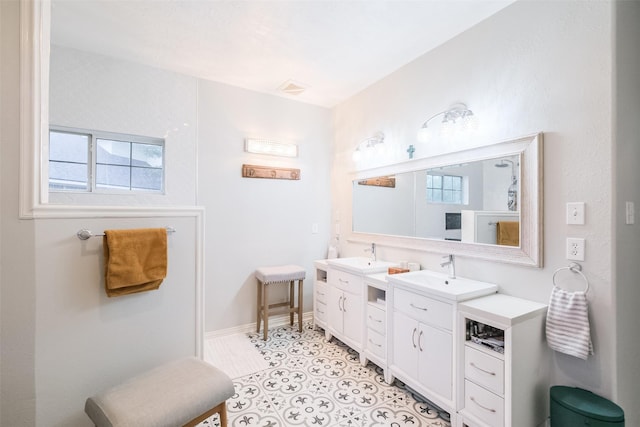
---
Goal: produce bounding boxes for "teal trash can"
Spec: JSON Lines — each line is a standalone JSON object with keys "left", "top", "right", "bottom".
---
{"left": 550, "top": 386, "right": 624, "bottom": 426}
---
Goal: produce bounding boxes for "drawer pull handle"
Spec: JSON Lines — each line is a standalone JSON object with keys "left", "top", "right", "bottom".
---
{"left": 317, "top": 309, "right": 325, "bottom": 314}
{"left": 368, "top": 315, "right": 382, "bottom": 323}
{"left": 470, "top": 396, "right": 496, "bottom": 413}
{"left": 338, "top": 296, "right": 343, "bottom": 312}
{"left": 418, "top": 330, "right": 424, "bottom": 352}
{"left": 342, "top": 296, "right": 347, "bottom": 312}
{"left": 470, "top": 362, "right": 496, "bottom": 376}
{"left": 411, "top": 328, "right": 417, "bottom": 348}
{"left": 410, "top": 303, "right": 428, "bottom": 311}
{"left": 368, "top": 338, "right": 382, "bottom": 348}
{"left": 317, "top": 291, "right": 325, "bottom": 296}
{"left": 339, "top": 278, "right": 350, "bottom": 284}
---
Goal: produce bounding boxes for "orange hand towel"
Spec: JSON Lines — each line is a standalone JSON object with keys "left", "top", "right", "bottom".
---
{"left": 103, "top": 228, "right": 167, "bottom": 297}
{"left": 496, "top": 221, "right": 520, "bottom": 246}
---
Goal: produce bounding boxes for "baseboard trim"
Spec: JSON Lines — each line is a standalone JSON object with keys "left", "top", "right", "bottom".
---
{"left": 205, "top": 311, "right": 314, "bottom": 339}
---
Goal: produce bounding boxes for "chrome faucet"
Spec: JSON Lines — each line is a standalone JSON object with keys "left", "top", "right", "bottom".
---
{"left": 440, "top": 254, "right": 456, "bottom": 279}
{"left": 365, "top": 243, "right": 376, "bottom": 262}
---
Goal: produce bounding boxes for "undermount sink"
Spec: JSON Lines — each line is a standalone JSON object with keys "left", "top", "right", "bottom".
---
{"left": 387, "top": 269, "right": 498, "bottom": 301}
{"left": 326, "top": 257, "right": 397, "bottom": 274}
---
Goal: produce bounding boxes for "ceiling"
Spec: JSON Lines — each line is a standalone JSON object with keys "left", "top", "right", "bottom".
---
{"left": 50, "top": 0, "right": 514, "bottom": 108}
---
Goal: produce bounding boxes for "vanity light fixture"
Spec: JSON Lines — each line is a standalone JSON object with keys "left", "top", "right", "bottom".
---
{"left": 417, "top": 103, "right": 478, "bottom": 143}
{"left": 245, "top": 138, "right": 298, "bottom": 158}
{"left": 352, "top": 131, "right": 385, "bottom": 162}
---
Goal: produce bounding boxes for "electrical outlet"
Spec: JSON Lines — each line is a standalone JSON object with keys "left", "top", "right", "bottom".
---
{"left": 566, "top": 238, "right": 585, "bottom": 261}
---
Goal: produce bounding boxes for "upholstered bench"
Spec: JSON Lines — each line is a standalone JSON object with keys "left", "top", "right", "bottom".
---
{"left": 85, "top": 357, "right": 234, "bottom": 427}
{"left": 256, "top": 264, "right": 306, "bottom": 340}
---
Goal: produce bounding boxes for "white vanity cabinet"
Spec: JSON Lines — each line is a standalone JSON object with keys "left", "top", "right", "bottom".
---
{"left": 392, "top": 287, "right": 454, "bottom": 406}
{"left": 312, "top": 260, "right": 329, "bottom": 332}
{"left": 456, "top": 294, "right": 548, "bottom": 427}
{"left": 362, "top": 273, "right": 389, "bottom": 378}
{"left": 327, "top": 267, "right": 365, "bottom": 350}
{"left": 387, "top": 269, "right": 499, "bottom": 420}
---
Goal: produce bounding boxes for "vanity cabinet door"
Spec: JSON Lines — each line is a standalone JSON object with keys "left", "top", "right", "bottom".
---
{"left": 393, "top": 311, "right": 419, "bottom": 378}
{"left": 329, "top": 287, "right": 344, "bottom": 335}
{"left": 417, "top": 323, "right": 452, "bottom": 400}
{"left": 342, "top": 290, "right": 362, "bottom": 345}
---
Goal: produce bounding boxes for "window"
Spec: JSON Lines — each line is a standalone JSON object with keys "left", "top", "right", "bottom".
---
{"left": 427, "top": 174, "right": 463, "bottom": 204}
{"left": 49, "top": 127, "right": 164, "bottom": 193}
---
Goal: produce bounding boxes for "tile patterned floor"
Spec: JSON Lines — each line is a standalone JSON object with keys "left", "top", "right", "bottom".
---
{"left": 200, "top": 322, "right": 451, "bottom": 427}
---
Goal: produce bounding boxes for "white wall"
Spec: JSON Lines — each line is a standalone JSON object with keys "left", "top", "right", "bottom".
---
{"left": 34, "top": 214, "right": 202, "bottom": 427}
{"left": 49, "top": 45, "right": 198, "bottom": 206}
{"left": 196, "top": 79, "right": 332, "bottom": 332}
{"left": 1, "top": 1, "right": 37, "bottom": 425}
{"left": 614, "top": 1, "right": 640, "bottom": 424}
{"left": 333, "top": 0, "right": 619, "bottom": 415}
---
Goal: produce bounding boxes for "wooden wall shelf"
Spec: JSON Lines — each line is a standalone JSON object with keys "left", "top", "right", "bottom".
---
{"left": 242, "top": 164, "right": 300, "bottom": 180}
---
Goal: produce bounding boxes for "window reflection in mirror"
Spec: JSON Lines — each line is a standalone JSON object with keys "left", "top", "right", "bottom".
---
{"left": 352, "top": 154, "right": 520, "bottom": 247}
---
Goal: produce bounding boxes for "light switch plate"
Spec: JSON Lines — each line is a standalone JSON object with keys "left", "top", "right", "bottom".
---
{"left": 566, "top": 202, "right": 585, "bottom": 225}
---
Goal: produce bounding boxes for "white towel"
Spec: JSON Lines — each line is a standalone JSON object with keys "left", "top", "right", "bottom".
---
{"left": 546, "top": 286, "right": 593, "bottom": 360}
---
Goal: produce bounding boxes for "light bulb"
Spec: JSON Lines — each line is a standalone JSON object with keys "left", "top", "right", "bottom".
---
{"left": 461, "top": 111, "right": 478, "bottom": 131}
{"left": 417, "top": 126, "right": 430, "bottom": 143}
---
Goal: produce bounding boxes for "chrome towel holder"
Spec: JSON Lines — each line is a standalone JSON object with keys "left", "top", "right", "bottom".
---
{"left": 552, "top": 262, "right": 589, "bottom": 294}
{"left": 76, "top": 226, "right": 176, "bottom": 241}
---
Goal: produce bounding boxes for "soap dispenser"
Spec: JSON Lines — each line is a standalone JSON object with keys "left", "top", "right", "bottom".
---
{"left": 327, "top": 236, "right": 339, "bottom": 259}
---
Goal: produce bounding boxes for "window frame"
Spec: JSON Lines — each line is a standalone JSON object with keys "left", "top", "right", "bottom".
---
{"left": 49, "top": 125, "right": 166, "bottom": 195}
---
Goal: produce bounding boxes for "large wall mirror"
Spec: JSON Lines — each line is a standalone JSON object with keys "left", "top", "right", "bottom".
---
{"left": 349, "top": 134, "right": 543, "bottom": 267}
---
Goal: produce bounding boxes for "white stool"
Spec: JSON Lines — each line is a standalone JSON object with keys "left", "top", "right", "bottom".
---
{"left": 255, "top": 264, "right": 306, "bottom": 341}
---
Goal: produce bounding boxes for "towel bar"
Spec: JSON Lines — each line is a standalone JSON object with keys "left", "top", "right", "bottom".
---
{"left": 76, "top": 226, "right": 176, "bottom": 240}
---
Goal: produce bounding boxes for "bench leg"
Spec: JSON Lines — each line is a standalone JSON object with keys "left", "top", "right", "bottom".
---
{"left": 183, "top": 401, "right": 228, "bottom": 427}
{"left": 263, "top": 283, "right": 269, "bottom": 341}
{"left": 256, "top": 280, "right": 262, "bottom": 333}
{"left": 298, "top": 279, "right": 303, "bottom": 332}
{"left": 289, "top": 281, "right": 295, "bottom": 326}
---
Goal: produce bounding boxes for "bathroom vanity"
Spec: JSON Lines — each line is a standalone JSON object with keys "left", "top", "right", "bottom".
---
{"left": 387, "top": 270, "right": 499, "bottom": 418}
{"left": 312, "top": 258, "right": 549, "bottom": 427}
{"left": 316, "top": 257, "right": 396, "bottom": 364}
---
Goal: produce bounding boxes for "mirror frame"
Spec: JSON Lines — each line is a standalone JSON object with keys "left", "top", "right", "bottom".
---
{"left": 348, "top": 133, "right": 543, "bottom": 267}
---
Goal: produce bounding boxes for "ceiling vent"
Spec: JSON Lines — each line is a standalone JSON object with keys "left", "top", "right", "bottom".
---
{"left": 278, "top": 80, "right": 307, "bottom": 96}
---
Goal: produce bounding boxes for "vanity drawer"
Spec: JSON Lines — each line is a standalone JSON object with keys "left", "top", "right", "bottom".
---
{"left": 464, "top": 380, "right": 504, "bottom": 427}
{"left": 394, "top": 288, "right": 453, "bottom": 331}
{"left": 367, "top": 303, "right": 386, "bottom": 335}
{"left": 465, "top": 346, "right": 504, "bottom": 395}
{"left": 328, "top": 269, "right": 363, "bottom": 294}
{"left": 315, "top": 281, "right": 328, "bottom": 304}
{"left": 315, "top": 300, "right": 327, "bottom": 322}
{"left": 367, "top": 328, "right": 386, "bottom": 358}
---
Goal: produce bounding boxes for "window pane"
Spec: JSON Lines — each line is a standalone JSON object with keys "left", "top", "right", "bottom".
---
{"left": 97, "top": 139, "right": 131, "bottom": 166}
{"left": 443, "top": 189, "right": 453, "bottom": 203}
{"left": 131, "top": 167, "right": 163, "bottom": 191}
{"left": 452, "top": 177, "right": 462, "bottom": 190}
{"left": 433, "top": 189, "right": 442, "bottom": 201}
{"left": 432, "top": 175, "right": 442, "bottom": 188}
{"left": 443, "top": 175, "right": 452, "bottom": 190}
{"left": 453, "top": 191, "right": 462, "bottom": 204}
{"left": 132, "top": 143, "right": 163, "bottom": 168}
{"left": 426, "top": 175, "right": 432, "bottom": 188}
{"left": 49, "top": 161, "right": 88, "bottom": 190}
{"left": 96, "top": 164, "right": 130, "bottom": 189}
{"left": 49, "top": 131, "right": 89, "bottom": 163}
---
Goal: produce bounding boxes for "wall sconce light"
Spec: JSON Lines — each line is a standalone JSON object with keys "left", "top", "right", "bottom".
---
{"left": 245, "top": 138, "right": 298, "bottom": 157}
{"left": 417, "top": 103, "right": 478, "bottom": 143}
{"left": 352, "top": 131, "right": 385, "bottom": 162}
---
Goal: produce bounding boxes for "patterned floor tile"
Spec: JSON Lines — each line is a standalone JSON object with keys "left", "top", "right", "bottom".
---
{"left": 200, "top": 322, "right": 450, "bottom": 427}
